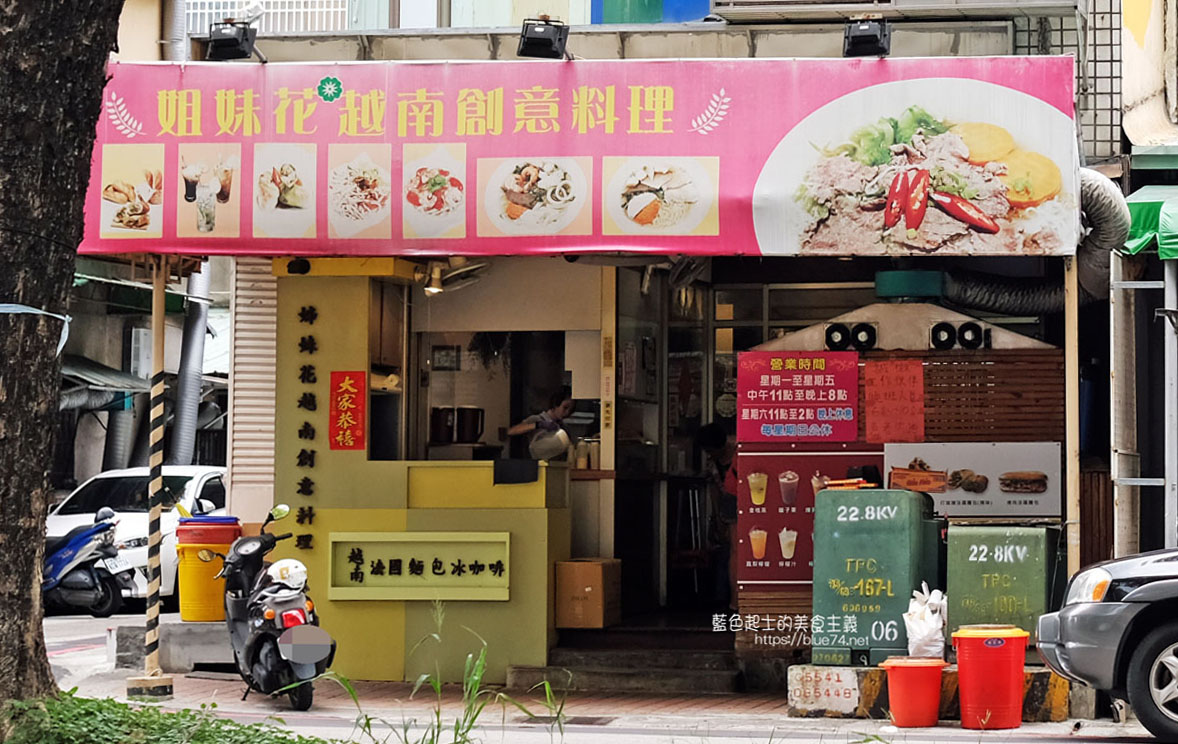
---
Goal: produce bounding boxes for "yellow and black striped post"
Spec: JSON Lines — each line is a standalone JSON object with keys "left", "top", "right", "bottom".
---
{"left": 128, "top": 255, "right": 174, "bottom": 699}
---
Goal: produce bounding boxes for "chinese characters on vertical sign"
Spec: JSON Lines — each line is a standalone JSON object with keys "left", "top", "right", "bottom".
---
{"left": 328, "top": 371, "right": 367, "bottom": 450}
{"left": 863, "top": 360, "right": 925, "bottom": 443}
{"left": 295, "top": 305, "right": 319, "bottom": 551}
{"left": 735, "top": 352, "right": 859, "bottom": 443}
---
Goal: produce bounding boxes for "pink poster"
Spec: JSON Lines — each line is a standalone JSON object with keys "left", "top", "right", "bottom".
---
{"left": 736, "top": 351, "right": 859, "bottom": 444}
{"left": 83, "top": 57, "right": 1079, "bottom": 257}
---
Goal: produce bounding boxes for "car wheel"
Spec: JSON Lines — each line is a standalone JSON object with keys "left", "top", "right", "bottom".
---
{"left": 1128, "top": 622, "right": 1178, "bottom": 740}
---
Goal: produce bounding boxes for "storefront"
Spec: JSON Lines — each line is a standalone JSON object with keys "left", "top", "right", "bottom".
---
{"left": 80, "top": 55, "right": 1088, "bottom": 686}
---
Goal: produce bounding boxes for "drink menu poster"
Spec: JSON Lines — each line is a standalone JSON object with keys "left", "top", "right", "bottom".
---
{"left": 735, "top": 448, "right": 885, "bottom": 587}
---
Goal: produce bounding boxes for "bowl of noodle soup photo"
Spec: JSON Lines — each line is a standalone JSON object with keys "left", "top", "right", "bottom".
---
{"left": 327, "top": 153, "right": 391, "bottom": 239}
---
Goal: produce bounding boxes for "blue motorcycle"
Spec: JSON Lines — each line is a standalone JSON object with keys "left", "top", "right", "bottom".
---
{"left": 43, "top": 506, "right": 124, "bottom": 617}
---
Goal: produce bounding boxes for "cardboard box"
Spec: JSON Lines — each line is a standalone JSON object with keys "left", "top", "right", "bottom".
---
{"left": 555, "top": 559, "right": 622, "bottom": 629}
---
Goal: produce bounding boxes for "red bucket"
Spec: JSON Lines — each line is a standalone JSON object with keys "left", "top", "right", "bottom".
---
{"left": 879, "top": 657, "right": 947, "bottom": 727}
{"left": 177, "top": 517, "right": 241, "bottom": 545}
{"left": 952, "top": 625, "right": 1029, "bottom": 730}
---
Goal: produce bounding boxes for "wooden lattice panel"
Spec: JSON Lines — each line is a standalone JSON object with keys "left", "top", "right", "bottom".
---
{"left": 857, "top": 349, "right": 1065, "bottom": 443}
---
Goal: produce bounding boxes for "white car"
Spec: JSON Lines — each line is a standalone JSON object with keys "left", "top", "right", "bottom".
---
{"left": 46, "top": 466, "right": 228, "bottom": 602}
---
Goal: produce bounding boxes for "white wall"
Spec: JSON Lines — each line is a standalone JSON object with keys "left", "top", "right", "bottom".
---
{"left": 426, "top": 333, "right": 513, "bottom": 445}
{"left": 411, "top": 258, "right": 603, "bottom": 333}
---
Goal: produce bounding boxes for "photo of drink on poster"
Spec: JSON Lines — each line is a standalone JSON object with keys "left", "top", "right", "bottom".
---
{"left": 177, "top": 144, "right": 240, "bottom": 238}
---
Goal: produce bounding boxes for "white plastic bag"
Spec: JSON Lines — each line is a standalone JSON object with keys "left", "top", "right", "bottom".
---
{"left": 903, "top": 581, "right": 947, "bottom": 658}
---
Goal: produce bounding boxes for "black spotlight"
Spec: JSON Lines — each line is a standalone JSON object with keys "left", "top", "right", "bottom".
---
{"left": 958, "top": 322, "right": 984, "bottom": 350}
{"left": 843, "top": 19, "right": 891, "bottom": 58}
{"left": 850, "top": 323, "right": 877, "bottom": 351}
{"left": 286, "top": 258, "right": 311, "bottom": 275}
{"left": 930, "top": 322, "right": 957, "bottom": 350}
{"left": 518, "top": 17, "right": 571, "bottom": 60}
{"left": 207, "top": 21, "right": 267, "bottom": 62}
{"left": 825, "top": 323, "right": 852, "bottom": 351}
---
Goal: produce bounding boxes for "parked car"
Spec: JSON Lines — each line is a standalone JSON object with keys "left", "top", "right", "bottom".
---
{"left": 1039, "top": 549, "right": 1178, "bottom": 740}
{"left": 46, "top": 466, "right": 228, "bottom": 605}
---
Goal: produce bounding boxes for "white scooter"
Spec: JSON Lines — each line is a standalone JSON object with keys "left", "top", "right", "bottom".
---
{"left": 198, "top": 504, "right": 335, "bottom": 710}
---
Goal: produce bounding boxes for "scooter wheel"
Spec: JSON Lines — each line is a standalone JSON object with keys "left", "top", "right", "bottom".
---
{"left": 89, "top": 575, "right": 123, "bottom": 618}
{"left": 288, "top": 681, "right": 313, "bottom": 711}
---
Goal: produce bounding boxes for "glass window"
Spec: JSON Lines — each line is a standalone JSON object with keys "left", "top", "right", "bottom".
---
{"left": 714, "top": 289, "right": 761, "bottom": 322}
{"left": 198, "top": 477, "right": 226, "bottom": 511}
{"left": 370, "top": 280, "right": 407, "bottom": 461}
{"left": 715, "top": 326, "right": 763, "bottom": 354}
{"left": 57, "top": 476, "right": 193, "bottom": 514}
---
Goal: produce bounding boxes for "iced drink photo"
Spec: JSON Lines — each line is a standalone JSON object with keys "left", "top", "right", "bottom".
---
{"left": 811, "top": 472, "right": 829, "bottom": 497}
{"left": 182, "top": 162, "right": 203, "bottom": 203}
{"left": 748, "top": 472, "right": 768, "bottom": 506}
{"left": 215, "top": 162, "right": 234, "bottom": 203}
{"left": 778, "top": 527, "right": 798, "bottom": 560}
{"left": 749, "top": 527, "right": 768, "bottom": 560}
{"left": 779, "top": 470, "right": 799, "bottom": 506}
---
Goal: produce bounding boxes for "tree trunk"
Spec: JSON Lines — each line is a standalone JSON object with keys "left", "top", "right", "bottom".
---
{"left": 0, "top": 0, "right": 125, "bottom": 701}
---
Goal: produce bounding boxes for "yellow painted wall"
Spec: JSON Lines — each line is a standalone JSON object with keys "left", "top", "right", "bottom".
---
{"left": 273, "top": 508, "right": 408, "bottom": 681}
{"left": 115, "top": 0, "right": 162, "bottom": 61}
{"left": 275, "top": 274, "right": 569, "bottom": 683}
{"left": 403, "top": 508, "right": 568, "bottom": 684}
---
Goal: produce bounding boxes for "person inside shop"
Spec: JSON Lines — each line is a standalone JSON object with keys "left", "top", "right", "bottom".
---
{"left": 508, "top": 386, "right": 575, "bottom": 460}
{"left": 698, "top": 423, "right": 738, "bottom": 611}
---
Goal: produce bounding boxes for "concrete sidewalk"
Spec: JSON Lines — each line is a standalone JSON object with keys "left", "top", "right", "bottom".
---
{"left": 71, "top": 669, "right": 1156, "bottom": 743}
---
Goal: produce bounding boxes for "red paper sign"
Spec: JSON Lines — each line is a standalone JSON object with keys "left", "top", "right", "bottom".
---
{"left": 864, "top": 360, "right": 925, "bottom": 443}
{"left": 736, "top": 352, "right": 859, "bottom": 443}
{"left": 329, "top": 371, "right": 366, "bottom": 450}
{"left": 736, "top": 447, "right": 884, "bottom": 586}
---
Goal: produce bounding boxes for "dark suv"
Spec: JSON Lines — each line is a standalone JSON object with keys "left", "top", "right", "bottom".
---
{"left": 1038, "top": 549, "right": 1178, "bottom": 740}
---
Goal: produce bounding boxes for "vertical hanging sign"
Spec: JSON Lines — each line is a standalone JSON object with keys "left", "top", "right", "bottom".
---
{"left": 329, "top": 371, "right": 367, "bottom": 450}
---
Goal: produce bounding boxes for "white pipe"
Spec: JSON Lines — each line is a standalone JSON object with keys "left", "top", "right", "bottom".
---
{"left": 1112, "top": 252, "right": 1140, "bottom": 557}
{"left": 1166, "top": 259, "right": 1177, "bottom": 548}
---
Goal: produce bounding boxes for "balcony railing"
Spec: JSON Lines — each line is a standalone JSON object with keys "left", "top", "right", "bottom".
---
{"left": 186, "top": 0, "right": 351, "bottom": 36}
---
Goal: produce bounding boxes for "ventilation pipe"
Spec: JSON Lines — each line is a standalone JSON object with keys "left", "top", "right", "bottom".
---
{"left": 103, "top": 407, "right": 134, "bottom": 471}
{"left": 163, "top": 0, "right": 188, "bottom": 63}
{"left": 943, "top": 168, "right": 1130, "bottom": 315}
{"left": 59, "top": 389, "right": 119, "bottom": 412}
{"left": 168, "top": 267, "right": 211, "bottom": 465}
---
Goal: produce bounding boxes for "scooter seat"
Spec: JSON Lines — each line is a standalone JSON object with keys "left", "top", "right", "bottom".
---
{"left": 46, "top": 525, "right": 96, "bottom": 556}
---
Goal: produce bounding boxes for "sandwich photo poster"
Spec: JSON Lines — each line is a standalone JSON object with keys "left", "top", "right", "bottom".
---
{"left": 883, "top": 441, "right": 1061, "bottom": 518}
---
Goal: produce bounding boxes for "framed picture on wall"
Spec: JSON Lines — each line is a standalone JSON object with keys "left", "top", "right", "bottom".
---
{"left": 431, "top": 345, "right": 461, "bottom": 371}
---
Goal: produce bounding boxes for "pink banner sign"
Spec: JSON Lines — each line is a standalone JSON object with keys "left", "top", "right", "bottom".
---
{"left": 736, "top": 351, "right": 859, "bottom": 444}
{"left": 82, "top": 57, "right": 1078, "bottom": 257}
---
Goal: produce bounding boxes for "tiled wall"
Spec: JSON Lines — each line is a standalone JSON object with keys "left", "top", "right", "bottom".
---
{"left": 1014, "top": 0, "right": 1122, "bottom": 161}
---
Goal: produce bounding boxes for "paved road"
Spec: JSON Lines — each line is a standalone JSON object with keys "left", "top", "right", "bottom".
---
{"left": 43, "top": 613, "right": 1158, "bottom": 744}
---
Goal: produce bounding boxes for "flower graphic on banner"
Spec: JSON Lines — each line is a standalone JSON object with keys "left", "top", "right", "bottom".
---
{"left": 317, "top": 76, "right": 343, "bottom": 103}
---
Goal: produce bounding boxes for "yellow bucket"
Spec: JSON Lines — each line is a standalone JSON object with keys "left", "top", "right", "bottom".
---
{"left": 176, "top": 542, "right": 230, "bottom": 622}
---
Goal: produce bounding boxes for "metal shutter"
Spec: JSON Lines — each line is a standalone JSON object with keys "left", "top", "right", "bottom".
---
{"left": 227, "top": 257, "right": 277, "bottom": 522}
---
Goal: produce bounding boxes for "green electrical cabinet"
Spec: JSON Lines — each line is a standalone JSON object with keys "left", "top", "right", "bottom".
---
{"left": 812, "top": 489, "right": 946, "bottom": 666}
{"left": 947, "top": 525, "right": 1064, "bottom": 652}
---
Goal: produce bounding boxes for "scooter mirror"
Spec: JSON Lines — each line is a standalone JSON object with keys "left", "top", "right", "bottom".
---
{"left": 197, "top": 549, "right": 217, "bottom": 563}
{"left": 270, "top": 504, "right": 291, "bottom": 521}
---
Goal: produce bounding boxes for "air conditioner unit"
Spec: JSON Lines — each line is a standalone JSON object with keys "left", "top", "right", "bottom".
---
{"left": 127, "top": 327, "right": 152, "bottom": 379}
{"left": 710, "top": 0, "right": 1084, "bottom": 23}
